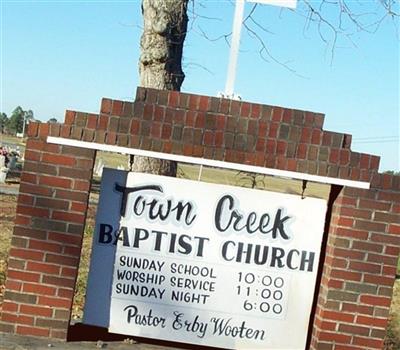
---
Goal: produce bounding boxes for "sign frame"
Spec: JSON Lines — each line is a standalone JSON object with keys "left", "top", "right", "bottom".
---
{"left": 84, "top": 169, "right": 328, "bottom": 350}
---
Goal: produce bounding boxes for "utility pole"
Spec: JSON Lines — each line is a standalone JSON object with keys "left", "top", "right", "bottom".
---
{"left": 205, "top": 0, "right": 298, "bottom": 181}
{"left": 21, "top": 113, "right": 27, "bottom": 137}
{"left": 224, "top": 0, "right": 297, "bottom": 98}
{"left": 224, "top": 0, "right": 245, "bottom": 99}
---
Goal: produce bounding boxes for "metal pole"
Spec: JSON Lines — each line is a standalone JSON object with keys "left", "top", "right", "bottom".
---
{"left": 197, "top": 164, "right": 204, "bottom": 181}
{"left": 21, "top": 113, "right": 26, "bottom": 137}
{"left": 225, "top": 0, "right": 245, "bottom": 98}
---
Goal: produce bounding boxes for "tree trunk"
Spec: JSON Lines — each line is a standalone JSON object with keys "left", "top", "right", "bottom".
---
{"left": 132, "top": 0, "right": 188, "bottom": 175}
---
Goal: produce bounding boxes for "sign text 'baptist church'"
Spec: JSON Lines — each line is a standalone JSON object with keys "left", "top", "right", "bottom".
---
{"left": 84, "top": 169, "right": 327, "bottom": 349}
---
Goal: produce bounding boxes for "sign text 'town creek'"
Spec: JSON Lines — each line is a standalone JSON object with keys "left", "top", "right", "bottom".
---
{"left": 84, "top": 169, "right": 327, "bottom": 350}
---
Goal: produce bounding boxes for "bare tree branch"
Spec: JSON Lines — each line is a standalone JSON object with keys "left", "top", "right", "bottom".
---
{"left": 243, "top": 20, "right": 307, "bottom": 78}
{"left": 187, "top": 0, "right": 398, "bottom": 75}
{"left": 297, "top": 0, "right": 399, "bottom": 59}
{"left": 183, "top": 61, "right": 215, "bottom": 75}
{"left": 195, "top": 25, "right": 232, "bottom": 44}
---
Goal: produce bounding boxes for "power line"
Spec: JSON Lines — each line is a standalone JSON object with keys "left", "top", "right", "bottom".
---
{"left": 352, "top": 139, "right": 399, "bottom": 144}
{"left": 351, "top": 135, "right": 399, "bottom": 144}
{"left": 352, "top": 135, "right": 398, "bottom": 141}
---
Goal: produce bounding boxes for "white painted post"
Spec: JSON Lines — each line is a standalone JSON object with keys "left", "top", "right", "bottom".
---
{"left": 224, "top": 0, "right": 245, "bottom": 98}
{"left": 21, "top": 114, "right": 27, "bottom": 137}
{"left": 224, "top": 0, "right": 297, "bottom": 99}
{"left": 247, "top": 0, "right": 297, "bottom": 9}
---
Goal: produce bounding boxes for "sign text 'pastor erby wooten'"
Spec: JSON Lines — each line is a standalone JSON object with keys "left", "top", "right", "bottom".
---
{"left": 84, "top": 169, "right": 327, "bottom": 350}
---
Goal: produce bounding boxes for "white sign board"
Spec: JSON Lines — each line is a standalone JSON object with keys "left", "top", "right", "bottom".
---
{"left": 85, "top": 169, "right": 326, "bottom": 349}
{"left": 247, "top": 0, "right": 297, "bottom": 9}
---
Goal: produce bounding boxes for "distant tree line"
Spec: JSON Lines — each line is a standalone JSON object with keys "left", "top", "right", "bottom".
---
{"left": 0, "top": 107, "right": 58, "bottom": 135}
{"left": 384, "top": 170, "right": 400, "bottom": 176}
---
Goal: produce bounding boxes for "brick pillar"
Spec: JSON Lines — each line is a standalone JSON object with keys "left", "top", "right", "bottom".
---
{"left": 0, "top": 122, "right": 96, "bottom": 340}
{"left": 311, "top": 174, "right": 400, "bottom": 349}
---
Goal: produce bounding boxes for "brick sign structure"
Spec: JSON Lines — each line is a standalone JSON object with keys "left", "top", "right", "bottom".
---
{"left": 0, "top": 87, "right": 399, "bottom": 349}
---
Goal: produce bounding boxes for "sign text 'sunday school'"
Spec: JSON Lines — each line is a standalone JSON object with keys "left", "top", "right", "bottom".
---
{"left": 84, "top": 169, "right": 327, "bottom": 350}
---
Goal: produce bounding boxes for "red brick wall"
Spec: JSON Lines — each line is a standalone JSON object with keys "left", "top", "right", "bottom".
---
{"left": 0, "top": 87, "right": 398, "bottom": 348}
{"left": 0, "top": 123, "right": 95, "bottom": 339}
{"left": 64, "top": 87, "right": 379, "bottom": 181}
{"left": 311, "top": 176, "right": 400, "bottom": 349}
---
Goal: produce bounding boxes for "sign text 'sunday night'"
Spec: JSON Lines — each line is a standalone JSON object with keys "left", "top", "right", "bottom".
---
{"left": 84, "top": 169, "right": 327, "bottom": 350}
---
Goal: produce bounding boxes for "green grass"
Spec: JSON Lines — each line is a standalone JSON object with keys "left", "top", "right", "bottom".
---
{"left": 386, "top": 280, "right": 400, "bottom": 349}
{"left": 71, "top": 225, "right": 94, "bottom": 320}
{"left": 179, "top": 164, "right": 330, "bottom": 199}
{"left": 0, "top": 134, "right": 26, "bottom": 147}
{"left": 92, "top": 152, "right": 330, "bottom": 199}
{"left": 397, "top": 256, "right": 400, "bottom": 275}
{"left": 0, "top": 194, "right": 17, "bottom": 300}
{"left": 94, "top": 151, "right": 129, "bottom": 174}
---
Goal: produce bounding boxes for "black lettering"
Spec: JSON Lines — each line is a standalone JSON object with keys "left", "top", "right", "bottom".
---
{"left": 133, "top": 228, "right": 149, "bottom": 248}
{"left": 178, "top": 234, "right": 192, "bottom": 255}
{"left": 172, "top": 201, "right": 197, "bottom": 226}
{"left": 287, "top": 249, "right": 300, "bottom": 270}
{"left": 169, "top": 233, "right": 177, "bottom": 253}
{"left": 115, "top": 226, "right": 130, "bottom": 246}
{"left": 148, "top": 199, "right": 172, "bottom": 220}
{"left": 124, "top": 304, "right": 138, "bottom": 324}
{"left": 221, "top": 241, "right": 235, "bottom": 261}
{"left": 114, "top": 184, "right": 162, "bottom": 217}
{"left": 300, "top": 251, "right": 315, "bottom": 272}
{"left": 215, "top": 196, "right": 291, "bottom": 240}
{"left": 193, "top": 236, "right": 209, "bottom": 257}
{"left": 152, "top": 230, "right": 168, "bottom": 251}
{"left": 270, "top": 247, "right": 285, "bottom": 268}
{"left": 254, "top": 245, "right": 269, "bottom": 265}
{"left": 259, "top": 213, "right": 271, "bottom": 233}
{"left": 98, "top": 223, "right": 113, "bottom": 244}
{"left": 133, "top": 195, "right": 146, "bottom": 216}
{"left": 215, "top": 195, "right": 235, "bottom": 232}
{"left": 271, "top": 209, "right": 291, "bottom": 240}
{"left": 236, "top": 242, "right": 253, "bottom": 263}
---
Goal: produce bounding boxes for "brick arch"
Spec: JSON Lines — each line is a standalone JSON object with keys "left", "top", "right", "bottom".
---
{"left": 80, "top": 87, "right": 380, "bottom": 182}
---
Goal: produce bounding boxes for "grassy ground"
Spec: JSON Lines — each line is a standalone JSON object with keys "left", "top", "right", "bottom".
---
{"left": 0, "top": 195, "right": 15, "bottom": 300}
{"left": 386, "top": 280, "right": 400, "bottom": 349}
{"left": 388, "top": 262, "right": 400, "bottom": 347}
{"left": 70, "top": 198, "right": 97, "bottom": 320}
{"left": 0, "top": 134, "right": 26, "bottom": 147}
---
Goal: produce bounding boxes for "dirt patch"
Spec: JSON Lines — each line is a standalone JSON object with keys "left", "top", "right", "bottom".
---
{"left": 71, "top": 195, "right": 98, "bottom": 320}
{"left": 386, "top": 280, "right": 400, "bottom": 349}
{"left": 0, "top": 194, "right": 17, "bottom": 304}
